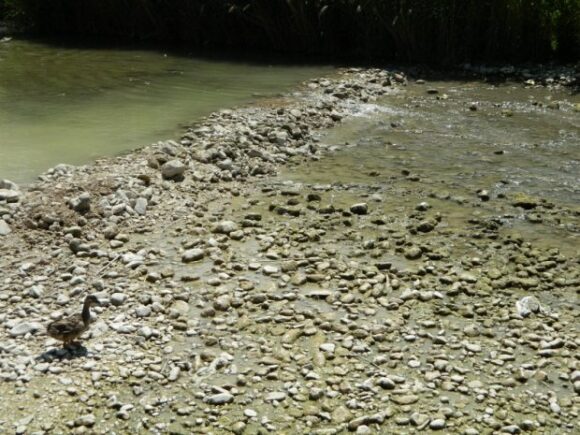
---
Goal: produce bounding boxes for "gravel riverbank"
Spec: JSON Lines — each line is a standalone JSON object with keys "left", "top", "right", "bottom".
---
{"left": 0, "top": 68, "right": 578, "bottom": 435}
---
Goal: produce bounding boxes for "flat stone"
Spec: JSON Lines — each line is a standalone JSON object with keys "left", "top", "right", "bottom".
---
{"left": 410, "top": 413, "right": 430, "bottom": 427}
{"left": 205, "top": 392, "right": 234, "bottom": 405}
{"left": 263, "top": 265, "right": 280, "bottom": 275}
{"left": 320, "top": 343, "right": 335, "bottom": 353}
{"left": 265, "top": 391, "right": 287, "bottom": 402}
{"left": 0, "top": 189, "right": 20, "bottom": 202}
{"left": 75, "top": 414, "right": 96, "bottom": 427}
{"left": 182, "top": 248, "right": 205, "bottom": 263}
{"left": 391, "top": 394, "right": 419, "bottom": 405}
{"left": 212, "top": 220, "right": 238, "bottom": 234}
{"left": 9, "top": 321, "right": 43, "bottom": 337}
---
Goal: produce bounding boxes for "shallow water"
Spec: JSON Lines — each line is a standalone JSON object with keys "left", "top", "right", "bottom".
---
{"left": 0, "top": 39, "right": 330, "bottom": 184}
{"left": 289, "top": 82, "right": 580, "bottom": 201}
{"left": 282, "top": 80, "right": 580, "bottom": 253}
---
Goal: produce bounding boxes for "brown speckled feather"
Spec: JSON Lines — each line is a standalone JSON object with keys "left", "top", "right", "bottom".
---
{"left": 47, "top": 314, "right": 87, "bottom": 342}
{"left": 46, "top": 294, "right": 100, "bottom": 347}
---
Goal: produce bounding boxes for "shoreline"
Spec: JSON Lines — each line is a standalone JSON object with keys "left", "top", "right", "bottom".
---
{"left": 0, "top": 67, "right": 578, "bottom": 434}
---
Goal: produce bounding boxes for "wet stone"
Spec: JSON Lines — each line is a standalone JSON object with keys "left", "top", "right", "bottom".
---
{"left": 350, "top": 203, "right": 368, "bottom": 215}
{"left": 404, "top": 246, "right": 422, "bottom": 260}
{"left": 205, "top": 392, "right": 234, "bottom": 405}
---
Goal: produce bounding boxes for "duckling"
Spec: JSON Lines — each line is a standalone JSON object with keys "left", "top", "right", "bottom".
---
{"left": 47, "top": 294, "right": 101, "bottom": 348}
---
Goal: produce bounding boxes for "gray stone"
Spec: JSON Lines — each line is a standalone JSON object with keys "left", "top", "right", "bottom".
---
{"left": 28, "top": 285, "right": 44, "bottom": 298}
{"left": 212, "top": 220, "right": 238, "bottom": 234}
{"left": 70, "top": 192, "right": 91, "bottom": 213}
{"left": 501, "top": 425, "right": 521, "bottom": 434}
{"left": 110, "top": 293, "right": 127, "bottom": 306}
{"left": 377, "top": 377, "right": 396, "bottom": 390}
{"left": 161, "top": 159, "right": 186, "bottom": 179}
{"left": 205, "top": 392, "right": 234, "bottom": 405}
{"left": 0, "top": 189, "right": 20, "bottom": 202}
{"left": 135, "top": 306, "right": 151, "bottom": 318}
{"left": 516, "top": 296, "right": 543, "bottom": 317}
{"left": 75, "top": 414, "right": 96, "bottom": 427}
{"left": 0, "top": 179, "right": 19, "bottom": 190}
{"left": 391, "top": 394, "right": 419, "bottom": 405}
{"left": 404, "top": 246, "right": 422, "bottom": 260}
{"left": 430, "top": 419, "right": 446, "bottom": 430}
{"left": 265, "top": 391, "right": 287, "bottom": 402}
{"left": 213, "top": 296, "right": 231, "bottom": 311}
{"left": 0, "top": 219, "right": 11, "bottom": 236}
{"left": 182, "top": 248, "right": 205, "bottom": 263}
{"left": 320, "top": 343, "right": 335, "bottom": 353}
{"left": 10, "top": 322, "right": 43, "bottom": 337}
{"left": 263, "top": 265, "right": 280, "bottom": 275}
{"left": 134, "top": 197, "right": 148, "bottom": 215}
{"left": 410, "top": 413, "right": 430, "bottom": 428}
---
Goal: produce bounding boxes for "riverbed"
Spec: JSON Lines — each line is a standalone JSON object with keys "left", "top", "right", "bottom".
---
{"left": 0, "top": 64, "right": 578, "bottom": 434}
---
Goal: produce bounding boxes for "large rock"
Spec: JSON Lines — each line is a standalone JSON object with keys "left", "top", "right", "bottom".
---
{"left": 161, "top": 159, "right": 186, "bottom": 179}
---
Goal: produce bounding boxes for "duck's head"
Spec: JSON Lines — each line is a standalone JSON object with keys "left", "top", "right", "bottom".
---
{"left": 85, "top": 294, "right": 101, "bottom": 306}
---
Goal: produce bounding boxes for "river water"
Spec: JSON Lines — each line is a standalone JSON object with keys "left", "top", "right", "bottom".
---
{"left": 0, "top": 39, "right": 330, "bottom": 183}
{"left": 282, "top": 80, "right": 579, "bottom": 254}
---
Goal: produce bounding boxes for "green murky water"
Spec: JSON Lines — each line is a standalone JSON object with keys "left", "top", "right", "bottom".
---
{"left": 0, "top": 39, "right": 330, "bottom": 184}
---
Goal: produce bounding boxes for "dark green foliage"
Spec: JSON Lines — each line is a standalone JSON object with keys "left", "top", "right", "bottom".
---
{"left": 4, "top": 0, "right": 580, "bottom": 64}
